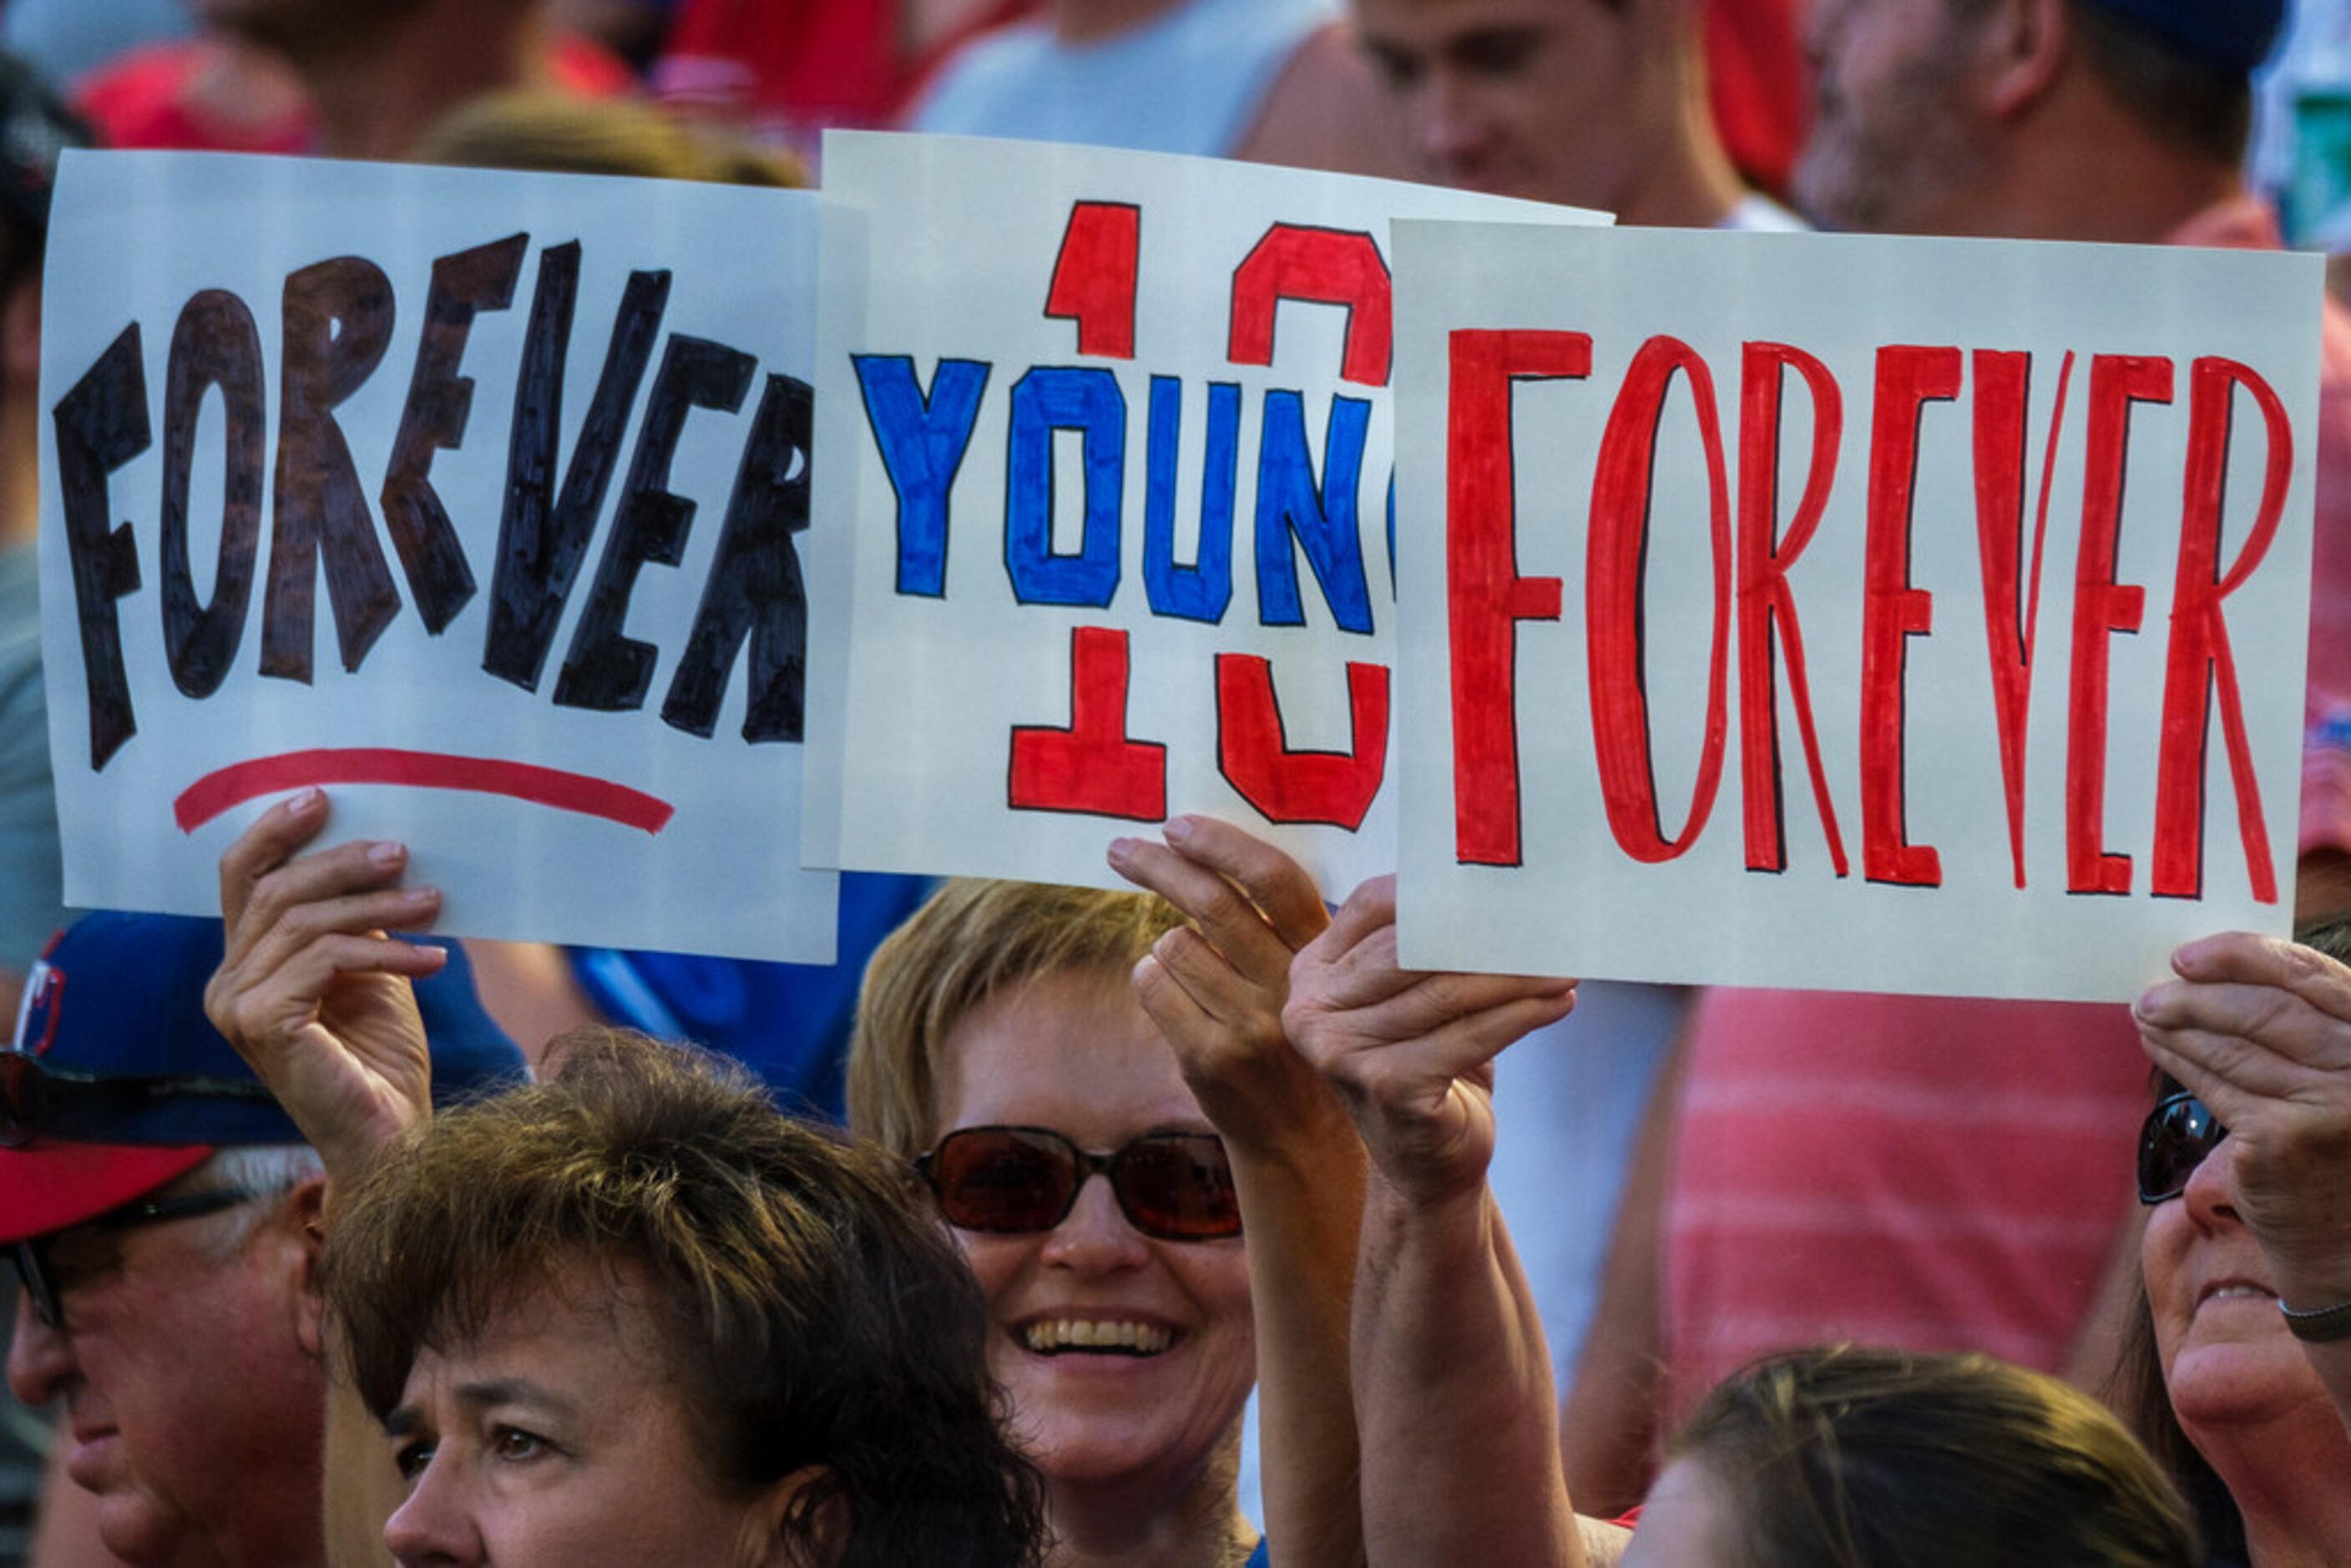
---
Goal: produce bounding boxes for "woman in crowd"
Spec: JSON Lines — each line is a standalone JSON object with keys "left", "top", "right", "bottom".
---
{"left": 205, "top": 791, "right": 1046, "bottom": 1565}
{"left": 2123, "top": 920, "right": 2351, "bottom": 1566}
{"left": 847, "top": 816, "right": 1366, "bottom": 1567}
{"left": 1625, "top": 1345, "right": 2197, "bottom": 1567}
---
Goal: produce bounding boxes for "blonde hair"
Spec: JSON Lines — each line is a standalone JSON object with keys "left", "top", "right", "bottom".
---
{"left": 412, "top": 89, "right": 806, "bottom": 187}
{"left": 847, "top": 880, "right": 1186, "bottom": 1158}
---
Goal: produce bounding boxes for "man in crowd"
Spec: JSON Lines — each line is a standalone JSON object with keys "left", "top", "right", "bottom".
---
{"left": 4, "top": 913, "right": 523, "bottom": 1566}
{"left": 1349, "top": 0, "right": 1802, "bottom": 227}
{"left": 1560, "top": 0, "right": 2350, "bottom": 1515}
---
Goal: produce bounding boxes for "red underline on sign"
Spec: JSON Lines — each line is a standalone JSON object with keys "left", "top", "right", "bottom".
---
{"left": 174, "top": 750, "right": 676, "bottom": 836}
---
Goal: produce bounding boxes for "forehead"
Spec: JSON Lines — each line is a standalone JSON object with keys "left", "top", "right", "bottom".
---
{"left": 1356, "top": 0, "right": 1596, "bottom": 39}
{"left": 402, "top": 1262, "right": 680, "bottom": 1414}
{"left": 1817, "top": 0, "right": 1969, "bottom": 43}
{"left": 934, "top": 969, "right": 1203, "bottom": 1142}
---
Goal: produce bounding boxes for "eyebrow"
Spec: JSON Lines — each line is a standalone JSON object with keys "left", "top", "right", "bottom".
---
{"left": 383, "top": 1378, "right": 581, "bottom": 1439}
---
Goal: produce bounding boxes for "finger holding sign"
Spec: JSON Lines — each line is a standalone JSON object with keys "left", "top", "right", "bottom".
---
{"left": 205, "top": 789, "right": 447, "bottom": 1186}
{"left": 1109, "top": 816, "right": 1341, "bottom": 1156}
{"left": 2134, "top": 929, "right": 2351, "bottom": 1296}
{"left": 1286, "top": 876, "right": 1575, "bottom": 1208}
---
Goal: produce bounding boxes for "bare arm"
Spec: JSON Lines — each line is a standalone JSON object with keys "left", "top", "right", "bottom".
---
{"left": 1559, "top": 1034, "right": 1683, "bottom": 1518}
{"left": 1112, "top": 818, "right": 1365, "bottom": 1567}
{"left": 322, "top": 1365, "right": 402, "bottom": 1568}
{"left": 204, "top": 789, "right": 448, "bottom": 1194}
{"left": 2136, "top": 932, "right": 2351, "bottom": 1433}
{"left": 1231, "top": 22, "right": 1411, "bottom": 180}
{"left": 203, "top": 791, "right": 446, "bottom": 1560}
{"left": 1286, "top": 877, "right": 1587, "bottom": 1565}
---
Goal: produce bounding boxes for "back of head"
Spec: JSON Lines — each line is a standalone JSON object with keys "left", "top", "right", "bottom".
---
{"left": 1672, "top": 1345, "right": 2199, "bottom": 1568}
{"left": 323, "top": 1029, "right": 1044, "bottom": 1567}
{"left": 846, "top": 878, "right": 1187, "bottom": 1156}
{"left": 2065, "top": 0, "right": 2283, "bottom": 164}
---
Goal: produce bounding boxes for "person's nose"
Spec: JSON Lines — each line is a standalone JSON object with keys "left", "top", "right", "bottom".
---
{"left": 1040, "top": 1171, "right": 1151, "bottom": 1274}
{"left": 383, "top": 1449, "right": 483, "bottom": 1568}
{"left": 1417, "top": 71, "right": 1489, "bottom": 175}
{"left": 2181, "top": 1138, "right": 2242, "bottom": 1232}
{"left": 6, "top": 1287, "right": 78, "bottom": 1409}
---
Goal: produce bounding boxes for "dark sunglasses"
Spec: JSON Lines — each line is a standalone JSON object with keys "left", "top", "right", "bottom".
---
{"left": 2138, "top": 1090, "right": 2228, "bottom": 1206}
{"left": 918, "top": 1125, "right": 1242, "bottom": 1242}
{"left": 10, "top": 1187, "right": 259, "bottom": 1330}
{"left": 0, "top": 1053, "right": 278, "bottom": 1149}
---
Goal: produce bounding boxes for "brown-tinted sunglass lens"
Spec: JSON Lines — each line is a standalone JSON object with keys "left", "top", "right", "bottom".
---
{"left": 1115, "top": 1135, "right": 1241, "bottom": 1239}
{"left": 932, "top": 1129, "right": 1081, "bottom": 1232}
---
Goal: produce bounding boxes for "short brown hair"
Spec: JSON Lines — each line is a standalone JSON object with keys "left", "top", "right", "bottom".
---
{"left": 1674, "top": 1345, "right": 2198, "bottom": 1567}
{"left": 322, "top": 1030, "right": 1044, "bottom": 1567}
{"left": 847, "top": 880, "right": 1186, "bottom": 1157}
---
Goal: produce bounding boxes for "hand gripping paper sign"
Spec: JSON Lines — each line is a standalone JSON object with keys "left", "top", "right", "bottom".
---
{"left": 40, "top": 152, "right": 840, "bottom": 961}
{"left": 803, "top": 133, "right": 1605, "bottom": 893}
{"left": 1392, "top": 223, "right": 2322, "bottom": 1002}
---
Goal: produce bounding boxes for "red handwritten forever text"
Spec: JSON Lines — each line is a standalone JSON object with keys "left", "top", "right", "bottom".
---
{"left": 1448, "top": 331, "right": 2290, "bottom": 905}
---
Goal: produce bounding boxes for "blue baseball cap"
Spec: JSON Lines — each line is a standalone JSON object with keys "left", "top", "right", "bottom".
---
{"left": 2075, "top": 0, "right": 2286, "bottom": 74}
{"left": 0, "top": 912, "right": 528, "bottom": 1242}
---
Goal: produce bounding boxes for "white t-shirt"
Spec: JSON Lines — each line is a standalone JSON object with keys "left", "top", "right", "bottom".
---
{"left": 908, "top": 0, "right": 1338, "bottom": 158}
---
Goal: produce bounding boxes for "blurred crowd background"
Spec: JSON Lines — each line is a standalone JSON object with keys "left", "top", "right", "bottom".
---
{"left": 0, "top": 2, "right": 2348, "bottom": 1564}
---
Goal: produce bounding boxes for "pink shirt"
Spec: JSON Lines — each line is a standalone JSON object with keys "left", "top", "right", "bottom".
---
{"left": 1661, "top": 194, "right": 2351, "bottom": 1423}
{"left": 1661, "top": 989, "right": 2146, "bottom": 1421}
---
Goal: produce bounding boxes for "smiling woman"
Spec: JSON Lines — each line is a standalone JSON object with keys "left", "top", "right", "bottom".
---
{"left": 2120, "top": 918, "right": 2351, "bottom": 1566}
{"left": 849, "top": 827, "right": 1368, "bottom": 1568}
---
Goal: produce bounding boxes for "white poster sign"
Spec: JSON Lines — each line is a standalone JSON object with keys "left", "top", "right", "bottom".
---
{"left": 1393, "top": 222, "right": 2318, "bottom": 1000}
{"left": 805, "top": 132, "right": 1605, "bottom": 893}
{"left": 42, "top": 152, "right": 839, "bottom": 960}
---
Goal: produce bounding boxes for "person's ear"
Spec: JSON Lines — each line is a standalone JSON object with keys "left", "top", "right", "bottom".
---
{"left": 736, "top": 1465, "right": 845, "bottom": 1568}
{"left": 281, "top": 1173, "right": 331, "bottom": 1359}
{"left": 1980, "top": 0, "right": 2071, "bottom": 120}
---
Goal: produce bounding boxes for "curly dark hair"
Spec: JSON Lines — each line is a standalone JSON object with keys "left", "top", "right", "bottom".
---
{"left": 321, "top": 1029, "right": 1046, "bottom": 1567}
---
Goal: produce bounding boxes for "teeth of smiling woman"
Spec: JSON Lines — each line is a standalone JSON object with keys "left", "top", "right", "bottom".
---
{"left": 1024, "top": 1319, "right": 1171, "bottom": 1354}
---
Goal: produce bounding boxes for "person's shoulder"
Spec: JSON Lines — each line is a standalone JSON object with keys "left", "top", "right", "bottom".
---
{"left": 900, "top": 16, "right": 1052, "bottom": 133}
{"left": 1229, "top": 19, "right": 1410, "bottom": 179}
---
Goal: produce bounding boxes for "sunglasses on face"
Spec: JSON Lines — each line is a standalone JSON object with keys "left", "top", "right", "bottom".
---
{"left": 2137, "top": 1090, "right": 2228, "bottom": 1206}
{"left": 917, "top": 1125, "right": 1243, "bottom": 1242}
{"left": 10, "top": 1187, "right": 259, "bottom": 1330}
{"left": 0, "top": 1053, "right": 279, "bottom": 1149}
